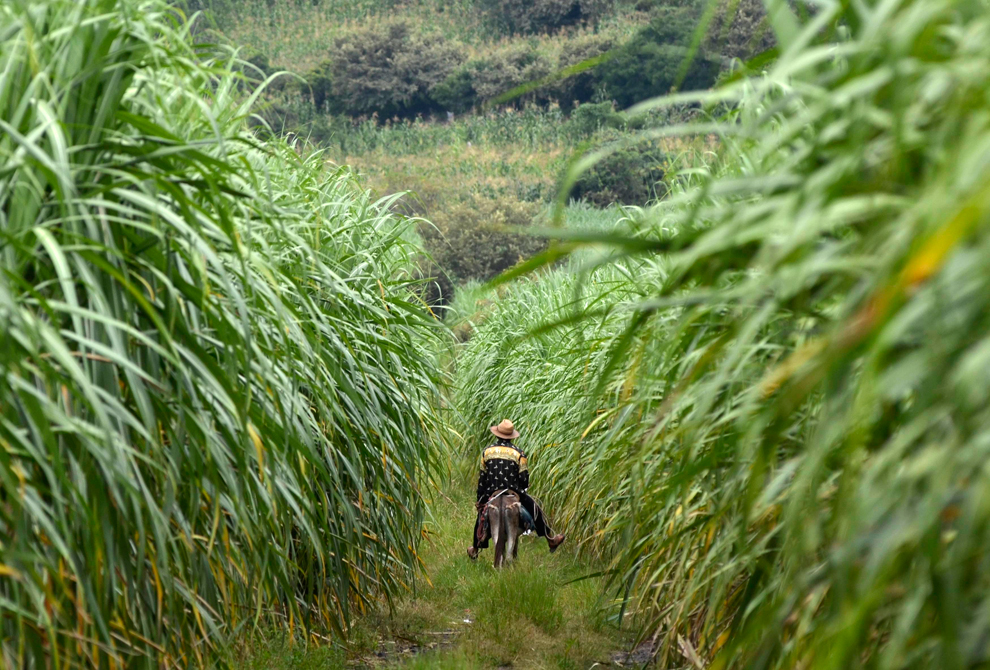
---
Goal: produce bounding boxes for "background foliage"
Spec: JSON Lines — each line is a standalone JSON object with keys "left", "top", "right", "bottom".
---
{"left": 187, "top": 0, "right": 772, "bottom": 293}
{"left": 571, "top": 139, "right": 671, "bottom": 206}
{"left": 419, "top": 196, "right": 549, "bottom": 284}
{"left": 329, "top": 21, "right": 464, "bottom": 118}
{"left": 203, "top": 0, "right": 771, "bottom": 119}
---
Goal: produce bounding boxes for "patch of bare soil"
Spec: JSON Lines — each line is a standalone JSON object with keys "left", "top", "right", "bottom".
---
{"left": 609, "top": 640, "right": 657, "bottom": 666}
{"left": 348, "top": 629, "right": 459, "bottom": 667}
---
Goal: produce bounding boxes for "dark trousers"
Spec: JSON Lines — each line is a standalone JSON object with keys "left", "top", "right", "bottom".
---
{"left": 473, "top": 491, "right": 554, "bottom": 549}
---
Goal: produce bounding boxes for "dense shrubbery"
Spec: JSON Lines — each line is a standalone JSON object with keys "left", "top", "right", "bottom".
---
{"left": 329, "top": 21, "right": 463, "bottom": 118}
{"left": 597, "top": 8, "right": 723, "bottom": 106}
{"left": 418, "top": 195, "right": 547, "bottom": 283}
{"left": 306, "top": 59, "right": 334, "bottom": 112}
{"left": 415, "top": 257, "right": 457, "bottom": 312}
{"left": 704, "top": 0, "right": 775, "bottom": 60}
{"left": 433, "top": 44, "right": 555, "bottom": 113}
{"left": 562, "top": 103, "right": 674, "bottom": 206}
{"left": 571, "top": 141, "right": 668, "bottom": 205}
{"left": 550, "top": 33, "right": 616, "bottom": 109}
{"left": 599, "top": 44, "right": 721, "bottom": 107}
{"left": 564, "top": 100, "right": 626, "bottom": 136}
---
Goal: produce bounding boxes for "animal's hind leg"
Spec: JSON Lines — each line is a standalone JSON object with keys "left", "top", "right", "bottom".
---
{"left": 515, "top": 507, "right": 522, "bottom": 558}
{"left": 505, "top": 505, "right": 520, "bottom": 564}
{"left": 490, "top": 509, "right": 503, "bottom": 568}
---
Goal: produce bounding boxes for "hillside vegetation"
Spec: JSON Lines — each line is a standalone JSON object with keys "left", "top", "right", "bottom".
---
{"left": 192, "top": 0, "right": 766, "bottom": 296}
{"left": 0, "top": 0, "right": 446, "bottom": 666}
{"left": 454, "top": 0, "right": 990, "bottom": 667}
{"left": 199, "top": 0, "right": 772, "bottom": 120}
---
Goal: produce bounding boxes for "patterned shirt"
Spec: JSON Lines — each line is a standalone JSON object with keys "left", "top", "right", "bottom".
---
{"left": 476, "top": 438, "right": 529, "bottom": 503}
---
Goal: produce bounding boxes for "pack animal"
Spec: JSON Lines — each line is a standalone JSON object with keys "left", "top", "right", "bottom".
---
{"left": 486, "top": 490, "right": 522, "bottom": 568}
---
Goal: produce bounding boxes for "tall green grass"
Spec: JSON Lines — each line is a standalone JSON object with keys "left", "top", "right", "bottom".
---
{"left": 455, "top": 0, "right": 990, "bottom": 667}
{"left": 0, "top": 0, "right": 446, "bottom": 666}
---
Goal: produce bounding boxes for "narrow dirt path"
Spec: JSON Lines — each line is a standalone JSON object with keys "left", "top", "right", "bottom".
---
{"left": 341, "top": 485, "right": 651, "bottom": 669}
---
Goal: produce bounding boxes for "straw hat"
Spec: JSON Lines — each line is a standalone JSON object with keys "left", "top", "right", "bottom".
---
{"left": 490, "top": 419, "right": 520, "bottom": 440}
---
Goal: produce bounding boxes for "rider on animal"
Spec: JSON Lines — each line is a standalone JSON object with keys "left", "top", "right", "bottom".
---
{"left": 467, "top": 419, "right": 566, "bottom": 560}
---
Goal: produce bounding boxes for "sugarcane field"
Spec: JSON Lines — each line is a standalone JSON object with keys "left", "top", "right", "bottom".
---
{"left": 2, "top": 0, "right": 990, "bottom": 667}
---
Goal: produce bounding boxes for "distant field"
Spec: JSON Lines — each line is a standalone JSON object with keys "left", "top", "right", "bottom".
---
{"left": 306, "top": 105, "right": 703, "bottom": 201}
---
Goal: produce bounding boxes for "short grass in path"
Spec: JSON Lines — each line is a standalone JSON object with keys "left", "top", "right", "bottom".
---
{"left": 237, "top": 484, "right": 638, "bottom": 669}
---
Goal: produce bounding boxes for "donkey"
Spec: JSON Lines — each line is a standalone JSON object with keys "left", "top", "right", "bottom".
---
{"left": 487, "top": 490, "right": 522, "bottom": 568}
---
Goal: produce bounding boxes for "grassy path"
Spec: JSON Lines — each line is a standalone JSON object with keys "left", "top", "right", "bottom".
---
{"left": 239, "top": 483, "right": 645, "bottom": 669}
